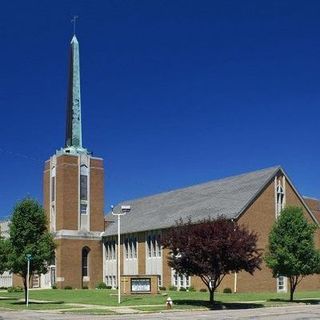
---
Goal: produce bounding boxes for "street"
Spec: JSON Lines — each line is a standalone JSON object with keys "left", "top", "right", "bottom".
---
{"left": 1, "top": 305, "right": 320, "bottom": 320}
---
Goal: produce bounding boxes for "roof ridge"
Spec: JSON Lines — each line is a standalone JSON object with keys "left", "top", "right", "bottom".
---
{"left": 303, "top": 196, "right": 320, "bottom": 201}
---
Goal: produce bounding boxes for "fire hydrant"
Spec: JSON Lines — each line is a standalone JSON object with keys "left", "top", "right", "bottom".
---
{"left": 166, "top": 297, "right": 173, "bottom": 309}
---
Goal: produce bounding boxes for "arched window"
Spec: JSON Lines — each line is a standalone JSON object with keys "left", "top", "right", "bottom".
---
{"left": 82, "top": 247, "right": 90, "bottom": 277}
{"left": 276, "top": 185, "right": 285, "bottom": 217}
{"left": 80, "top": 165, "right": 88, "bottom": 217}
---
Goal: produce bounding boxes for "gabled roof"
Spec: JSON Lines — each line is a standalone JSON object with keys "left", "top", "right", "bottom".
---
{"left": 103, "top": 166, "right": 281, "bottom": 236}
{"left": 303, "top": 197, "right": 320, "bottom": 224}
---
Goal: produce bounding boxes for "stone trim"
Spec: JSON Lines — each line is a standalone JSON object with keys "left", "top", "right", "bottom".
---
{"left": 53, "top": 230, "right": 103, "bottom": 240}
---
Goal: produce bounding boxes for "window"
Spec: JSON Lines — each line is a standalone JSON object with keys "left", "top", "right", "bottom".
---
{"left": 80, "top": 175, "right": 88, "bottom": 201}
{"left": 152, "top": 236, "right": 157, "bottom": 257}
{"left": 80, "top": 203, "right": 87, "bottom": 215}
{"left": 112, "top": 241, "right": 116, "bottom": 259}
{"left": 125, "top": 240, "right": 129, "bottom": 259}
{"left": 186, "top": 276, "right": 190, "bottom": 287}
{"left": 276, "top": 184, "right": 285, "bottom": 217}
{"left": 172, "top": 270, "right": 191, "bottom": 289}
{"left": 124, "top": 236, "right": 137, "bottom": 259}
{"left": 80, "top": 165, "right": 89, "bottom": 218}
{"left": 277, "top": 276, "right": 287, "bottom": 292}
{"left": 51, "top": 177, "right": 55, "bottom": 201}
{"left": 157, "top": 235, "right": 161, "bottom": 257}
{"left": 147, "top": 233, "right": 162, "bottom": 258}
{"left": 174, "top": 273, "right": 178, "bottom": 287}
{"left": 147, "top": 236, "right": 152, "bottom": 257}
{"left": 105, "top": 240, "right": 116, "bottom": 260}
{"left": 158, "top": 275, "right": 162, "bottom": 287}
{"left": 133, "top": 238, "right": 137, "bottom": 258}
{"left": 82, "top": 247, "right": 90, "bottom": 277}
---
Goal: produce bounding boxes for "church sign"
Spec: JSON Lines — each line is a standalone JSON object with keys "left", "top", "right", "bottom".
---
{"left": 131, "top": 278, "right": 151, "bottom": 293}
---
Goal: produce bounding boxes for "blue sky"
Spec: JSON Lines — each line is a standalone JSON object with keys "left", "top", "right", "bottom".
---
{"left": 1, "top": 0, "right": 320, "bottom": 217}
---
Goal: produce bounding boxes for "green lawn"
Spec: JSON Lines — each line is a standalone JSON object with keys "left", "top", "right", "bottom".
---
{"left": 0, "top": 296, "right": 75, "bottom": 311}
{"left": 0, "top": 289, "right": 320, "bottom": 312}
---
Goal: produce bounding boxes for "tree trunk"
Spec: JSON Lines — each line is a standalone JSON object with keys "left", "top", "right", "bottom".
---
{"left": 290, "top": 288, "right": 294, "bottom": 302}
{"left": 23, "top": 277, "right": 27, "bottom": 304}
{"left": 289, "top": 276, "right": 296, "bottom": 302}
{"left": 209, "top": 288, "right": 214, "bottom": 304}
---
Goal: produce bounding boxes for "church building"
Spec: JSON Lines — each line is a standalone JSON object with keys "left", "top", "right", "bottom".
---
{"left": 102, "top": 166, "right": 320, "bottom": 293}
{"left": 1, "top": 35, "right": 320, "bottom": 293}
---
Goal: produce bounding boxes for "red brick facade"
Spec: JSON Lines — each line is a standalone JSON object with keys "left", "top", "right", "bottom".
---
{"left": 43, "top": 153, "right": 104, "bottom": 289}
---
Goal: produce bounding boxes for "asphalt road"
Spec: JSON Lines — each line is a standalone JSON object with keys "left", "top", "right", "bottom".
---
{"left": 1, "top": 305, "right": 320, "bottom": 320}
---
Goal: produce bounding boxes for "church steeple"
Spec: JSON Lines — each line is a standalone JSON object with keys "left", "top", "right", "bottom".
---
{"left": 64, "top": 35, "right": 85, "bottom": 153}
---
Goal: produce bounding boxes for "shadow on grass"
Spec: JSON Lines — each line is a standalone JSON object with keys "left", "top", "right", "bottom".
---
{"left": 269, "top": 298, "right": 320, "bottom": 305}
{"left": 12, "top": 301, "right": 64, "bottom": 305}
{"left": 174, "top": 299, "right": 264, "bottom": 310}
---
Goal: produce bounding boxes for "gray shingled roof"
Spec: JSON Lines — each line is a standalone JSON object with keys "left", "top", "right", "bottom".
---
{"left": 103, "top": 166, "right": 281, "bottom": 236}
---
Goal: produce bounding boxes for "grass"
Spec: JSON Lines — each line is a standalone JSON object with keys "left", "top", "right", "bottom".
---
{"left": 0, "top": 289, "right": 319, "bottom": 312}
{"left": 0, "top": 297, "right": 74, "bottom": 310}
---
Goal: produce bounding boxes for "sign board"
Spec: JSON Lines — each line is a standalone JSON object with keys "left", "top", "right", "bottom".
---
{"left": 131, "top": 278, "right": 151, "bottom": 293}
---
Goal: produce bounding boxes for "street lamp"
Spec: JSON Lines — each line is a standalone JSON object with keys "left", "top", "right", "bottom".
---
{"left": 111, "top": 204, "right": 131, "bottom": 304}
{"left": 26, "top": 254, "right": 32, "bottom": 307}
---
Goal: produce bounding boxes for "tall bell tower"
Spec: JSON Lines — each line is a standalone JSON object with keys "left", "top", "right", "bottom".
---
{"left": 43, "top": 35, "right": 104, "bottom": 289}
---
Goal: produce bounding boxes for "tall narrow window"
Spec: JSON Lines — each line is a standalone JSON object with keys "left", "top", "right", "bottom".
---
{"left": 276, "top": 184, "right": 284, "bottom": 217}
{"left": 80, "top": 165, "right": 88, "bottom": 216}
{"left": 82, "top": 247, "right": 90, "bottom": 277}
{"left": 125, "top": 239, "right": 129, "bottom": 259}
{"left": 147, "top": 236, "right": 151, "bottom": 258}
{"left": 157, "top": 235, "right": 162, "bottom": 257}
{"left": 133, "top": 238, "right": 137, "bottom": 258}
{"left": 80, "top": 174, "right": 88, "bottom": 200}
{"left": 152, "top": 236, "right": 157, "bottom": 257}
{"left": 51, "top": 177, "right": 55, "bottom": 201}
{"left": 112, "top": 241, "right": 116, "bottom": 259}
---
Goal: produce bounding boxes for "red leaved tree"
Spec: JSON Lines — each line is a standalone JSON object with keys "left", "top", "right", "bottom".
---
{"left": 161, "top": 217, "right": 262, "bottom": 304}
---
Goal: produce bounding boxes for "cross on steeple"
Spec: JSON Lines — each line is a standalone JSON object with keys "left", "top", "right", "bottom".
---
{"left": 71, "top": 16, "right": 78, "bottom": 35}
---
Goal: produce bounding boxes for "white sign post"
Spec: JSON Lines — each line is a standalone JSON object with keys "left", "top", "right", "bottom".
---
{"left": 111, "top": 205, "right": 131, "bottom": 304}
{"left": 26, "top": 254, "right": 32, "bottom": 307}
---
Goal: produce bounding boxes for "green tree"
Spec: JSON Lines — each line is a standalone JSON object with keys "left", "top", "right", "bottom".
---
{"left": 5, "top": 198, "right": 56, "bottom": 302}
{"left": 265, "top": 206, "right": 320, "bottom": 301}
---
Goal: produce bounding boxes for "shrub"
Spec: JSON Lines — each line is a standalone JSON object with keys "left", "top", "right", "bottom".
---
{"left": 179, "top": 287, "right": 187, "bottom": 291}
{"left": 64, "top": 286, "right": 72, "bottom": 290}
{"left": 187, "top": 286, "right": 196, "bottom": 292}
{"left": 7, "top": 286, "right": 23, "bottom": 293}
{"left": 159, "top": 286, "right": 166, "bottom": 291}
{"left": 106, "top": 285, "right": 112, "bottom": 289}
{"left": 199, "top": 288, "right": 207, "bottom": 292}
{"left": 52, "top": 284, "right": 57, "bottom": 289}
{"left": 223, "top": 287, "right": 232, "bottom": 294}
{"left": 168, "top": 285, "right": 177, "bottom": 291}
{"left": 96, "top": 282, "right": 107, "bottom": 289}
{"left": 82, "top": 286, "right": 88, "bottom": 289}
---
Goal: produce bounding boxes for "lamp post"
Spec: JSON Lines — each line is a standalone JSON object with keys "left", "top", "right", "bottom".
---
{"left": 111, "top": 205, "right": 131, "bottom": 304}
{"left": 26, "top": 254, "right": 32, "bottom": 307}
